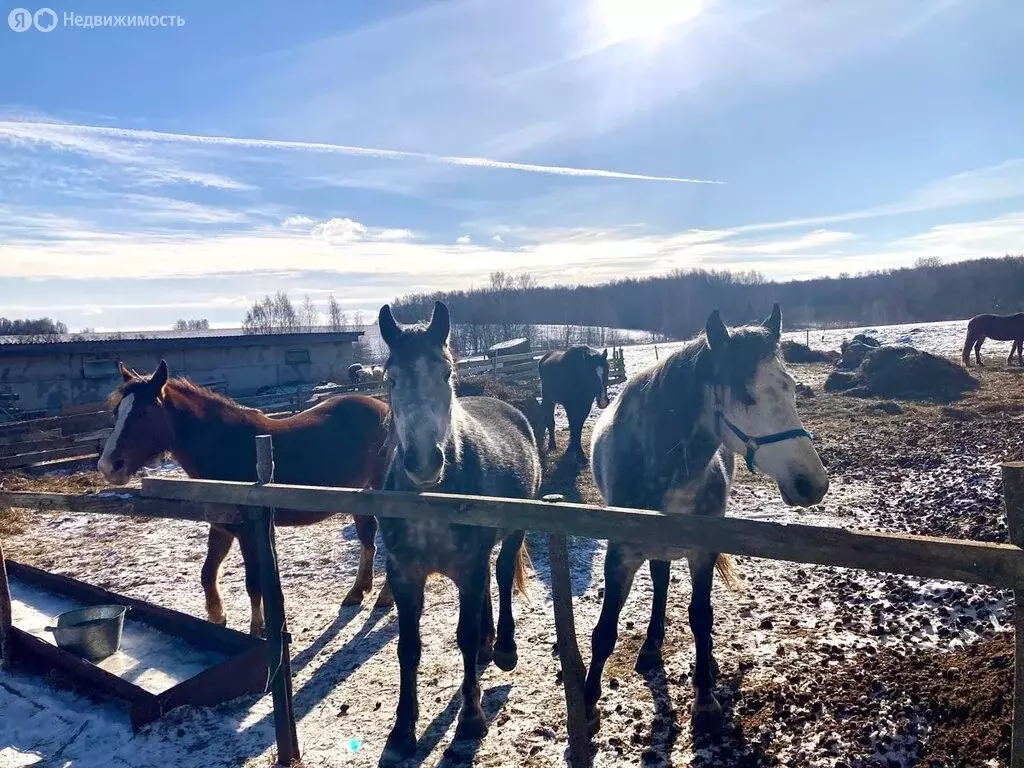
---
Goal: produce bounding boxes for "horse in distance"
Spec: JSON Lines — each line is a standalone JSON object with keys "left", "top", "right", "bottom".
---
{"left": 98, "top": 360, "right": 392, "bottom": 635}
{"left": 538, "top": 345, "right": 610, "bottom": 460}
{"left": 376, "top": 300, "right": 541, "bottom": 763}
{"left": 961, "top": 312, "right": 1024, "bottom": 366}
{"left": 586, "top": 303, "right": 829, "bottom": 737}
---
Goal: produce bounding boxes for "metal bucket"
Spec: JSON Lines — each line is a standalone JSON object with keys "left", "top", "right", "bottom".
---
{"left": 45, "top": 605, "right": 130, "bottom": 663}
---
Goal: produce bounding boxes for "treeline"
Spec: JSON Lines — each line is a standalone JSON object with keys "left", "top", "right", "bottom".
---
{"left": 0, "top": 317, "right": 68, "bottom": 340}
{"left": 241, "top": 291, "right": 358, "bottom": 334}
{"left": 392, "top": 256, "right": 1024, "bottom": 341}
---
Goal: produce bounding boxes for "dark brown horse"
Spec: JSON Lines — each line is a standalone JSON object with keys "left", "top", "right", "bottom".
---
{"left": 962, "top": 312, "right": 1024, "bottom": 367}
{"left": 377, "top": 301, "right": 541, "bottom": 763}
{"left": 98, "top": 360, "right": 391, "bottom": 635}
{"left": 538, "top": 345, "right": 610, "bottom": 460}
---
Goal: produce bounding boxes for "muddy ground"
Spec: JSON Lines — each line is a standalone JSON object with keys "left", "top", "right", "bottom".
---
{"left": 1, "top": 358, "right": 1021, "bottom": 767}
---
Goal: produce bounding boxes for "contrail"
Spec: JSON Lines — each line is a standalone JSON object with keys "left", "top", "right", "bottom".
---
{"left": 0, "top": 120, "right": 723, "bottom": 185}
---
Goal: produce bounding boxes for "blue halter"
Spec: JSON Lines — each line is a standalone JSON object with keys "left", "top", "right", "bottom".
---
{"left": 715, "top": 410, "right": 814, "bottom": 474}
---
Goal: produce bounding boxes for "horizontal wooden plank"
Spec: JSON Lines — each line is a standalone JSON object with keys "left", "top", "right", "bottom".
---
{"left": 0, "top": 411, "right": 110, "bottom": 438}
{"left": 0, "top": 443, "right": 105, "bottom": 470}
{"left": 0, "top": 490, "right": 243, "bottom": 524}
{"left": 140, "top": 477, "right": 1024, "bottom": 589}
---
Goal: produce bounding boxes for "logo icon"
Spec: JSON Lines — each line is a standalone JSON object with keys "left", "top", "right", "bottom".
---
{"left": 8, "top": 7, "right": 32, "bottom": 31}
{"left": 33, "top": 7, "right": 56, "bottom": 31}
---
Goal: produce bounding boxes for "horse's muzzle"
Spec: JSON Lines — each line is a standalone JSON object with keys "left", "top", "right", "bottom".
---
{"left": 402, "top": 443, "right": 445, "bottom": 487}
{"left": 97, "top": 456, "right": 130, "bottom": 486}
{"left": 779, "top": 473, "right": 829, "bottom": 507}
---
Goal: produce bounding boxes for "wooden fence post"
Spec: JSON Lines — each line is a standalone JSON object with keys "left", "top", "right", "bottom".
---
{"left": 0, "top": 536, "right": 11, "bottom": 668}
{"left": 544, "top": 495, "right": 592, "bottom": 768}
{"left": 253, "top": 435, "right": 300, "bottom": 766}
{"left": 1002, "top": 461, "right": 1024, "bottom": 768}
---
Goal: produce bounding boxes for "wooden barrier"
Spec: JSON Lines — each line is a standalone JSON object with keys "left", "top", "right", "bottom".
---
{"left": 3, "top": 462, "right": 1024, "bottom": 765}
{"left": 0, "top": 411, "right": 113, "bottom": 472}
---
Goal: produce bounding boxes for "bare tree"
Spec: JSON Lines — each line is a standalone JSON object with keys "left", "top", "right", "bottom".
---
{"left": 173, "top": 318, "right": 209, "bottom": 331}
{"left": 299, "top": 294, "right": 320, "bottom": 331}
{"left": 327, "top": 293, "right": 344, "bottom": 330}
{"left": 242, "top": 291, "right": 300, "bottom": 334}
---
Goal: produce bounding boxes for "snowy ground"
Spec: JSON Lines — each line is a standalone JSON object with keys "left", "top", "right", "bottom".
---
{"left": 1, "top": 317, "right": 1018, "bottom": 767}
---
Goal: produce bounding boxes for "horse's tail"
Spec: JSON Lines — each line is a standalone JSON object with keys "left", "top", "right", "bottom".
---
{"left": 715, "top": 553, "right": 744, "bottom": 592}
{"left": 961, "top": 328, "right": 976, "bottom": 366}
{"left": 513, "top": 539, "right": 532, "bottom": 597}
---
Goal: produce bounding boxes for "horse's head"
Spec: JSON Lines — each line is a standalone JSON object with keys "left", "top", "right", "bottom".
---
{"left": 97, "top": 359, "right": 174, "bottom": 485}
{"left": 379, "top": 301, "right": 455, "bottom": 488}
{"left": 703, "top": 304, "right": 829, "bottom": 507}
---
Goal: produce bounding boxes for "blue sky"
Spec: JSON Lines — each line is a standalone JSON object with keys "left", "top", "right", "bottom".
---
{"left": 2, "top": 0, "right": 1023, "bottom": 330}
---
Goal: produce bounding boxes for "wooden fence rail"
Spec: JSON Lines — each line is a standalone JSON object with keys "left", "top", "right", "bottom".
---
{"left": 2, "top": 463, "right": 1024, "bottom": 766}
{"left": 139, "top": 477, "right": 1024, "bottom": 589}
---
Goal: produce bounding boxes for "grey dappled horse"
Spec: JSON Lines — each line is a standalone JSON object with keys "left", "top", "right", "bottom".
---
{"left": 376, "top": 300, "right": 541, "bottom": 763}
{"left": 586, "top": 303, "right": 829, "bottom": 736}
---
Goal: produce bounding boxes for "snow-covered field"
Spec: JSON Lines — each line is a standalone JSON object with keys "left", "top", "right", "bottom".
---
{"left": 1, "top": 316, "right": 1016, "bottom": 768}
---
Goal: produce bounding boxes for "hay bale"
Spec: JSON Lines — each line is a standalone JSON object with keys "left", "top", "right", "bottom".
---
{"left": 824, "top": 372, "right": 859, "bottom": 392}
{"left": 836, "top": 341, "right": 876, "bottom": 370}
{"left": 831, "top": 346, "right": 978, "bottom": 402}
{"left": 781, "top": 341, "right": 834, "bottom": 364}
{"left": 852, "top": 333, "right": 881, "bottom": 347}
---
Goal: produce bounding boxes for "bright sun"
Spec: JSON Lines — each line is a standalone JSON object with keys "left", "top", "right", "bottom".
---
{"left": 596, "top": 0, "right": 704, "bottom": 43}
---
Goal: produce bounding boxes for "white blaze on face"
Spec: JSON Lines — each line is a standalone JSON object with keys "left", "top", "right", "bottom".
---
{"left": 97, "top": 393, "right": 134, "bottom": 479}
{"left": 595, "top": 365, "right": 609, "bottom": 408}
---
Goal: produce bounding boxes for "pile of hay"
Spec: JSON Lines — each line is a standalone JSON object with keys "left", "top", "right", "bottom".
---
{"left": 825, "top": 346, "right": 979, "bottom": 401}
{"left": 455, "top": 375, "right": 545, "bottom": 446}
{"left": 836, "top": 334, "right": 883, "bottom": 370}
{"left": 780, "top": 340, "right": 836, "bottom": 364}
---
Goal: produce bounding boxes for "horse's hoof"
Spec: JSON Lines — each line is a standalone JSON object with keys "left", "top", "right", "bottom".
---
{"left": 635, "top": 646, "right": 662, "bottom": 674}
{"left": 208, "top": 613, "right": 227, "bottom": 627}
{"left": 250, "top": 624, "right": 266, "bottom": 638}
{"left": 586, "top": 707, "right": 601, "bottom": 736}
{"left": 382, "top": 727, "right": 417, "bottom": 763}
{"left": 454, "top": 712, "right": 488, "bottom": 742}
{"left": 492, "top": 643, "right": 518, "bottom": 672}
{"left": 341, "top": 588, "right": 366, "bottom": 608}
{"left": 374, "top": 585, "right": 395, "bottom": 610}
{"left": 691, "top": 695, "right": 724, "bottom": 736}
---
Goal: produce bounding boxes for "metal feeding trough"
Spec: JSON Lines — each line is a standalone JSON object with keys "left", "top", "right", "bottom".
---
{"left": 45, "top": 604, "right": 129, "bottom": 663}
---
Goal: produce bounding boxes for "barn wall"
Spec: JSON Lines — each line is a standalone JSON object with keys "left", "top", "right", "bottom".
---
{"left": 0, "top": 338, "right": 356, "bottom": 413}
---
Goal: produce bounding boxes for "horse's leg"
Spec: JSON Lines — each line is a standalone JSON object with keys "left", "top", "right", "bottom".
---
{"left": 454, "top": 558, "right": 489, "bottom": 742}
{"left": 343, "top": 514, "right": 385, "bottom": 607}
{"left": 493, "top": 530, "right": 525, "bottom": 671}
{"left": 687, "top": 550, "right": 722, "bottom": 734}
{"left": 382, "top": 565, "right": 427, "bottom": 762}
{"left": 636, "top": 559, "right": 670, "bottom": 672}
{"left": 235, "top": 528, "right": 265, "bottom": 637}
{"left": 975, "top": 336, "right": 986, "bottom": 366}
{"left": 564, "top": 401, "right": 587, "bottom": 461}
{"left": 478, "top": 566, "right": 495, "bottom": 666}
{"left": 584, "top": 543, "right": 643, "bottom": 734}
{"left": 1009, "top": 342, "right": 1018, "bottom": 367}
{"left": 542, "top": 394, "right": 557, "bottom": 452}
{"left": 201, "top": 525, "right": 235, "bottom": 626}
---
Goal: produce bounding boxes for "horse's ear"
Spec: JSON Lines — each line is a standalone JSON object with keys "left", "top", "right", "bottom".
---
{"left": 705, "top": 309, "right": 730, "bottom": 350}
{"left": 150, "top": 359, "right": 169, "bottom": 391}
{"left": 427, "top": 301, "right": 451, "bottom": 346}
{"left": 379, "top": 305, "right": 400, "bottom": 348}
{"left": 118, "top": 361, "right": 134, "bottom": 382}
{"left": 602, "top": 348, "right": 608, "bottom": 360}
{"left": 763, "top": 302, "right": 782, "bottom": 344}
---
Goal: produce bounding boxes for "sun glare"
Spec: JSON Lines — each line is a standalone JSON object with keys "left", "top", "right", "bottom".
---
{"left": 596, "top": 0, "right": 704, "bottom": 44}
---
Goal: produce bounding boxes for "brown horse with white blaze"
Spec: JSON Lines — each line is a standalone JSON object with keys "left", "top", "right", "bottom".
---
{"left": 98, "top": 360, "right": 391, "bottom": 635}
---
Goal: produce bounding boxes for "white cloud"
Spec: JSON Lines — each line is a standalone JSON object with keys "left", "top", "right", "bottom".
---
{"left": 283, "top": 214, "right": 315, "bottom": 228}
{"left": 456, "top": 235, "right": 472, "bottom": 244}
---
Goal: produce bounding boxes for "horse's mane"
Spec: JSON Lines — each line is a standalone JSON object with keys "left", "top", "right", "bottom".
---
{"left": 107, "top": 375, "right": 266, "bottom": 424}
{"left": 635, "top": 324, "right": 778, "bottom": 439}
